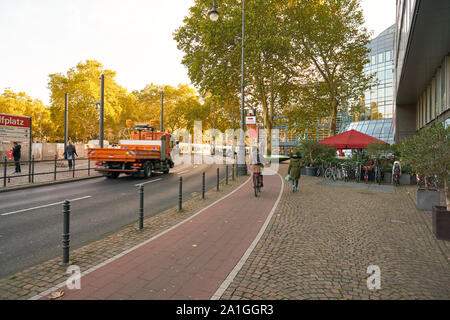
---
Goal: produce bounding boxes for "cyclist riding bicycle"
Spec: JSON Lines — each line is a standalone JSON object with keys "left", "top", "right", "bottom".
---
{"left": 249, "top": 146, "right": 266, "bottom": 188}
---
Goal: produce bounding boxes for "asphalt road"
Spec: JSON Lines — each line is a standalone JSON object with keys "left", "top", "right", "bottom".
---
{"left": 0, "top": 161, "right": 230, "bottom": 278}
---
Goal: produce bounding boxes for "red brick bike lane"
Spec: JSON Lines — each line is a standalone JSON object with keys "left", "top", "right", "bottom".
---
{"left": 51, "top": 173, "right": 282, "bottom": 300}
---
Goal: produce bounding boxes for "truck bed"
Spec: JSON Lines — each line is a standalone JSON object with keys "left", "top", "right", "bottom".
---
{"left": 87, "top": 147, "right": 161, "bottom": 162}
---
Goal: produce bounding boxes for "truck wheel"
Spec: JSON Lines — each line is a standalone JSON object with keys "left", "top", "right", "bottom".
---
{"left": 107, "top": 172, "right": 120, "bottom": 179}
{"left": 143, "top": 164, "right": 152, "bottom": 178}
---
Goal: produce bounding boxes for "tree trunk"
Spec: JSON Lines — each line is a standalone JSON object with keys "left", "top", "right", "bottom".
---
{"left": 445, "top": 179, "right": 450, "bottom": 211}
{"left": 328, "top": 99, "right": 338, "bottom": 137}
{"left": 264, "top": 114, "right": 272, "bottom": 156}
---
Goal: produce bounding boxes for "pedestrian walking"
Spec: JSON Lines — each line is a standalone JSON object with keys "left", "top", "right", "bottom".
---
{"left": 287, "top": 152, "right": 302, "bottom": 192}
{"left": 12, "top": 142, "right": 22, "bottom": 174}
{"left": 64, "top": 141, "right": 78, "bottom": 169}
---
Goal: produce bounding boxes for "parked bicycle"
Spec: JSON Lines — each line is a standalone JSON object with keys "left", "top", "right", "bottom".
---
{"left": 354, "top": 163, "right": 362, "bottom": 183}
{"left": 341, "top": 163, "right": 349, "bottom": 182}
{"left": 416, "top": 174, "right": 440, "bottom": 190}
{"left": 374, "top": 161, "right": 382, "bottom": 185}
{"left": 392, "top": 161, "right": 401, "bottom": 186}
{"left": 363, "top": 165, "right": 370, "bottom": 184}
{"left": 325, "top": 163, "right": 337, "bottom": 181}
{"left": 316, "top": 162, "right": 325, "bottom": 177}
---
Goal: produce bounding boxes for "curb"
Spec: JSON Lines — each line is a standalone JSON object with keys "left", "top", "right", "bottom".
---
{"left": 0, "top": 175, "right": 104, "bottom": 193}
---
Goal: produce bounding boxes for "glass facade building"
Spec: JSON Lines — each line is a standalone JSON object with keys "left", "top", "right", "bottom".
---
{"left": 360, "top": 25, "right": 395, "bottom": 121}
{"left": 342, "top": 118, "right": 394, "bottom": 144}
{"left": 340, "top": 25, "right": 395, "bottom": 144}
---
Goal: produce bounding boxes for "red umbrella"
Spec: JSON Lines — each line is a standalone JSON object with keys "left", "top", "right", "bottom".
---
{"left": 319, "top": 129, "right": 389, "bottom": 149}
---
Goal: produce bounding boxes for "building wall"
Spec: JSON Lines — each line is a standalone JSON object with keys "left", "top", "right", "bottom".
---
{"left": 394, "top": 0, "right": 450, "bottom": 142}
{"left": 416, "top": 56, "right": 450, "bottom": 130}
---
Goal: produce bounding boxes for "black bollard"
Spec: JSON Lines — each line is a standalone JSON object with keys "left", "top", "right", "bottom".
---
{"left": 54, "top": 155, "right": 57, "bottom": 181}
{"left": 226, "top": 165, "right": 229, "bottom": 185}
{"left": 31, "top": 156, "right": 35, "bottom": 183}
{"left": 232, "top": 163, "right": 235, "bottom": 181}
{"left": 137, "top": 185, "right": 144, "bottom": 230}
{"left": 59, "top": 200, "right": 71, "bottom": 266}
{"left": 178, "top": 176, "right": 183, "bottom": 211}
{"left": 72, "top": 158, "right": 76, "bottom": 178}
{"left": 202, "top": 172, "right": 205, "bottom": 200}
{"left": 217, "top": 167, "right": 219, "bottom": 191}
{"left": 3, "top": 156, "right": 6, "bottom": 188}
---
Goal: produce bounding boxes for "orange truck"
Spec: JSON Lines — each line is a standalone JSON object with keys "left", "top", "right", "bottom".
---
{"left": 87, "top": 124, "right": 174, "bottom": 179}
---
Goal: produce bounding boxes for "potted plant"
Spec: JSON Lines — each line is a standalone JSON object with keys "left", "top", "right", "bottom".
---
{"left": 399, "top": 124, "right": 450, "bottom": 240}
{"left": 398, "top": 165, "right": 415, "bottom": 185}
{"left": 382, "top": 162, "right": 393, "bottom": 183}
{"left": 295, "top": 139, "right": 335, "bottom": 176}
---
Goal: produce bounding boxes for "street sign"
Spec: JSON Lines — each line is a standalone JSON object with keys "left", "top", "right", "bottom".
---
{"left": 245, "top": 116, "right": 256, "bottom": 125}
{"left": 0, "top": 113, "right": 31, "bottom": 143}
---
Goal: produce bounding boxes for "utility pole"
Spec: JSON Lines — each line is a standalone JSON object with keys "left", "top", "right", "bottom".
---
{"left": 160, "top": 89, "right": 164, "bottom": 132}
{"left": 64, "top": 93, "right": 68, "bottom": 151}
{"left": 99, "top": 74, "right": 104, "bottom": 148}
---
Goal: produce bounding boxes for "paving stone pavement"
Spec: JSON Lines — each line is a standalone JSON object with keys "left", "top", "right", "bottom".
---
{"left": 220, "top": 162, "right": 450, "bottom": 300}
{"left": 0, "top": 174, "right": 248, "bottom": 300}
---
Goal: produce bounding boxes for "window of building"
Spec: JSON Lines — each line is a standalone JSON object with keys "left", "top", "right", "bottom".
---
{"left": 442, "top": 57, "right": 447, "bottom": 112}
{"left": 432, "top": 78, "right": 436, "bottom": 119}
{"left": 428, "top": 86, "right": 432, "bottom": 122}
{"left": 378, "top": 52, "right": 384, "bottom": 64}
{"left": 437, "top": 69, "right": 441, "bottom": 115}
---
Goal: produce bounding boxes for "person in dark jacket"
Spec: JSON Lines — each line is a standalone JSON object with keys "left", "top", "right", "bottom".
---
{"left": 287, "top": 152, "right": 302, "bottom": 192}
{"left": 64, "top": 141, "right": 78, "bottom": 169}
{"left": 12, "top": 142, "right": 21, "bottom": 174}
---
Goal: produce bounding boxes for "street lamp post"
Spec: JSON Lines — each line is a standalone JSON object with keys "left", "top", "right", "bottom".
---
{"left": 209, "top": 0, "right": 247, "bottom": 175}
{"left": 99, "top": 74, "right": 105, "bottom": 148}
{"left": 160, "top": 88, "right": 164, "bottom": 132}
{"left": 64, "top": 93, "right": 69, "bottom": 152}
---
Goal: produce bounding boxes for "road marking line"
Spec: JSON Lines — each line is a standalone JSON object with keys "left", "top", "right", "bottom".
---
{"left": 135, "top": 178, "right": 162, "bottom": 187}
{"left": 177, "top": 170, "right": 190, "bottom": 175}
{"left": 211, "top": 173, "right": 284, "bottom": 300}
{"left": 29, "top": 176, "right": 251, "bottom": 301}
{"left": 0, "top": 196, "right": 92, "bottom": 216}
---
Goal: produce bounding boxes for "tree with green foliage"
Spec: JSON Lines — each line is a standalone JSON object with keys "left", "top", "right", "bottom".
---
{"left": 399, "top": 124, "right": 450, "bottom": 210}
{"left": 0, "top": 90, "right": 55, "bottom": 142}
{"left": 48, "top": 60, "right": 133, "bottom": 143}
{"left": 285, "top": 0, "right": 374, "bottom": 137}
{"left": 366, "top": 141, "right": 391, "bottom": 160}
{"left": 174, "top": 0, "right": 299, "bottom": 155}
{"left": 294, "top": 138, "right": 336, "bottom": 167}
{"left": 133, "top": 84, "right": 202, "bottom": 133}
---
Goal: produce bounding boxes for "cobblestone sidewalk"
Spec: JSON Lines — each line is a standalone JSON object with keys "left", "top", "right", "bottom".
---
{"left": 221, "top": 163, "right": 449, "bottom": 300}
{"left": 0, "top": 175, "right": 248, "bottom": 300}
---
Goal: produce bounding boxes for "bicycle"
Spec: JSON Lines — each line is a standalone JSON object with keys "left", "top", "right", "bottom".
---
{"left": 393, "top": 167, "right": 400, "bottom": 186}
{"left": 363, "top": 165, "right": 370, "bottom": 184}
{"left": 316, "top": 162, "right": 325, "bottom": 177}
{"left": 341, "top": 164, "right": 349, "bottom": 182}
{"left": 325, "top": 163, "right": 337, "bottom": 181}
{"left": 354, "top": 163, "right": 361, "bottom": 183}
{"left": 374, "top": 163, "right": 382, "bottom": 185}
{"left": 253, "top": 171, "right": 262, "bottom": 197}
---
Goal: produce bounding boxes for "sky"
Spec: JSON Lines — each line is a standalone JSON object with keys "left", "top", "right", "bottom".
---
{"left": 0, "top": 0, "right": 396, "bottom": 106}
